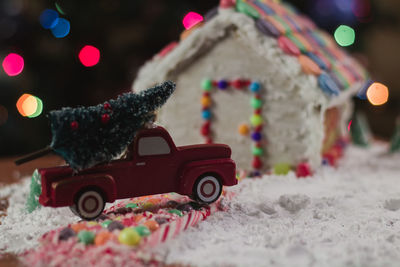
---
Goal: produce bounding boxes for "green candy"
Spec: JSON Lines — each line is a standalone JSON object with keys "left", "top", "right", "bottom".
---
{"left": 252, "top": 147, "right": 263, "bottom": 156}
{"left": 134, "top": 225, "right": 151, "bottom": 237}
{"left": 125, "top": 203, "right": 138, "bottom": 209}
{"left": 168, "top": 209, "right": 183, "bottom": 217}
{"left": 201, "top": 79, "right": 212, "bottom": 91}
{"left": 273, "top": 163, "right": 291, "bottom": 175}
{"left": 236, "top": 0, "right": 260, "bottom": 19}
{"left": 100, "top": 220, "right": 112, "bottom": 228}
{"left": 251, "top": 98, "right": 262, "bottom": 109}
{"left": 250, "top": 114, "right": 263, "bottom": 127}
{"left": 77, "top": 230, "right": 95, "bottom": 245}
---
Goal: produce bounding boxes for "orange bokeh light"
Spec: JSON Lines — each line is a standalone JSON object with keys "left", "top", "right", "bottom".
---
{"left": 366, "top": 82, "right": 389, "bottom": 106}
{"left": 16, "top": 94, "right": 37, "bottom": 117}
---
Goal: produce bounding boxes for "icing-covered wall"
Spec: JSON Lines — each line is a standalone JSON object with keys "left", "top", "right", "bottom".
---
{"left": 157, "top": 34, "right": 329, "bottom": 171}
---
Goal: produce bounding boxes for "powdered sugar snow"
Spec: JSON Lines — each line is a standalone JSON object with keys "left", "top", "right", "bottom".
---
{"left": 1, "top": 144, "right": 400, "bottom": 267}
{"left": 0, "top": 179, "right": 79, "bottom": 254}
{"left": 152, "top": 144, "right": 400, "bottom": 267}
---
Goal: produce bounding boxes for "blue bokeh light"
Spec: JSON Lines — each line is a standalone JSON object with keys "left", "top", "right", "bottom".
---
{"left": 39, "top": 9, "right": 59, "bottom": 29}
{"left": 50, "top": 18, "right": 70, "bottom": 38}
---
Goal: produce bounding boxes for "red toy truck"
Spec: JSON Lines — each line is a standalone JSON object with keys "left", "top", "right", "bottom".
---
{"left": 38, "top": 126, "right": 237, "bottom": 220}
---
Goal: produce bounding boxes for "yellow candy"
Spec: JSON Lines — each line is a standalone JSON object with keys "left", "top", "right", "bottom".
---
{"left": 238, "top": 124, "right": 250, "bottom": 136}
{"left": 118, "top": 228, "right": 141, "bottom": 246}
{"left": 141, "top": 202, "right": 154, "bottom": 210}
{"left": 250, "top": 114, "right": 263, "bottom": 127}
{"left": 273, "top": 163, "right": 291, "bottom": 175}
{"left": 87, "top": 221, "right": 98, "bottom": 227}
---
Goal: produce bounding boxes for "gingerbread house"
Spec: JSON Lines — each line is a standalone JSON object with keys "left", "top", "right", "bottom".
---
{"left": 132, "top": 0, "right": 368, "bottom": 174}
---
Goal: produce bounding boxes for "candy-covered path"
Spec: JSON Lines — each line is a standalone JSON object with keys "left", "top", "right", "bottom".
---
{"left": 1, "top": 144, "right": 400, "bottom": 266}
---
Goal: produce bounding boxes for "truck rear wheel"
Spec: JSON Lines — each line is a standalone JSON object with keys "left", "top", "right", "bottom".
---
{"left": 193, "top": 175, "right": 222, "bottom": 204}
{"left": 71, "top": 189, "right": 105, "bottom": 220}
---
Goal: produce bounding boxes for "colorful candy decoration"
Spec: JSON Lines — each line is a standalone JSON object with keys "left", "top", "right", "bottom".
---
{"left": 134, "top": 225, "right": 151, "bottom": 237}
{"left": 25, "top": 191, "right": 233, "bottom": 266}
{"left": 94, "top": 231, "right": 113, "bottom": 246}
{"left": 118, "top": 228, "right": 141, "bottom": 246}
{"left": 295, "top": 162, "right": 312, "bottom": 178}
{"left": 77, "top": 230, "right": 96, "bottom": 245}
{"left": 220, "top": 0, "right": 236, "bottom": 9}
{"left": 231, "top": 0, "right": 367, "bottom": 97}
{"left": 273, "top": 162, "right": 291, "bottom": 175}
{"left": 200, "top": 79, "right": 265, "bottom": 171}
{"left": 238, "top": 124, "right": 250, "bottom": 136}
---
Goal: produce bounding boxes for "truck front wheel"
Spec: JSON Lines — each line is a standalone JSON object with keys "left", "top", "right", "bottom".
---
{"left": 71, "top": 189, "right": 105, "bottom": 220}
{"left": 193, "top": 175, "right": 222, "bottom": 204}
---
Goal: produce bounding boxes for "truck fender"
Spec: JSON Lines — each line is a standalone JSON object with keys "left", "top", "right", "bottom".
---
{"left": 178, "top": 158, "right": 236, "bottom": 196}
{"left": 51, "top": 174, "right": 117, "bottom": 207}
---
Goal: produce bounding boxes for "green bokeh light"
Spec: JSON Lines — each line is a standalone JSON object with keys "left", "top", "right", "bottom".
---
{"left": 334, "top": 25, "right": 355, "bottom": 47}
{"left": 28, "top": 97, "right": 43, "bottom": 118}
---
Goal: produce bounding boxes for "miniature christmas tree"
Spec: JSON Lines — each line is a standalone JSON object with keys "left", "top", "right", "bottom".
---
{"left": 26, "top": 169, "right": 42, "bottom": 213}
{"left": 49, "top": 81, "right": 175, "bottom": 170}
{"left": 389, "top": 117, "right": 400, "bottom": 153}
{"left": 350, "top": 112, "right": 371, "bottom": 147}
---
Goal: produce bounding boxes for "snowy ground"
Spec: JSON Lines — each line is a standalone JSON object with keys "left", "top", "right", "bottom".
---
{"left": 152, "top": 144, "right": 400, "bottom": 267}
{"left": 1, "top": 144, "right": 400, "bottom": 266}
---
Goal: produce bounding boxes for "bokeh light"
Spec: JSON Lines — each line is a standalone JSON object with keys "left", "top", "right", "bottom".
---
{"left": 50, "top": 18, "right": 70, "bottom": 38}
{"left": 348, "top": 120, "right": 352, "bottom": 132}
{"left": 39, "top": 9, "right": 59, "bottom": 29}
{"left": 16, "top": 94, "right": 43, "bottom": 118}
{"left": 55, "top": 2, "right": 66, "bottom": 15}
{"left": 2, "top": 53, "right": 24, "bottom": 76}
{"left": 182, "top": 12, "right": 203, "bottom": 30}
{"left": 366, "top": 82, "right": 389, "bottom": 106}
{"left": 334, "top": 25, "right": 355, "bottom": 46}
{"left": 0, "top": 105, "right": 8, "bottom": 126}
{"left": 79, "top": 45, "right": 100, "bottom": 67}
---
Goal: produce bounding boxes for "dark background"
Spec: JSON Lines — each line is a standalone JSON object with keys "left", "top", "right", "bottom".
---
{"left": 0, "top": 0, "right": 399, "bottom": 157}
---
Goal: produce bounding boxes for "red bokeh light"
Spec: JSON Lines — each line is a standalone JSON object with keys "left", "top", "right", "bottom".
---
{"left": 182, "top": 12, "right": 203, "bottom": 30}
{"left": 78, "top": 45, "right": 100, "bottom": 67}
{"left": 2, "top": 53, "right": 24, "bottom": 76}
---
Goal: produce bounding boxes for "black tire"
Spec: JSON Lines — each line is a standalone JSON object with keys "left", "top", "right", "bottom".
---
{"left": 192, "top": 174, "right": 222, "bottom": 204}
{"left": 72, "top": 188, "right": 105, "bottom": 220}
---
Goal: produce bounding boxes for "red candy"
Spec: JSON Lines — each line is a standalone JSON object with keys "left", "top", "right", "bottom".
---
{"left": 278, "top": 36, "right": 301, "bottom": 56}
{"left": 252, "top": 156, "right": 262, "bottom": 169}
{"left": 220, "top": 0, "right": 235, "bottom": 8}
{"left": 201, "top": 124, "right": 210, "bottom": 136}
{"left": 296, "top": 162, "right": 312, "bottom": 178}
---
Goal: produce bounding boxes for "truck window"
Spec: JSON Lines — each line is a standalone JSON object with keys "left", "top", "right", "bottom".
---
{"left": 138, "top": 136, "right": 171, "bottom": 156}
